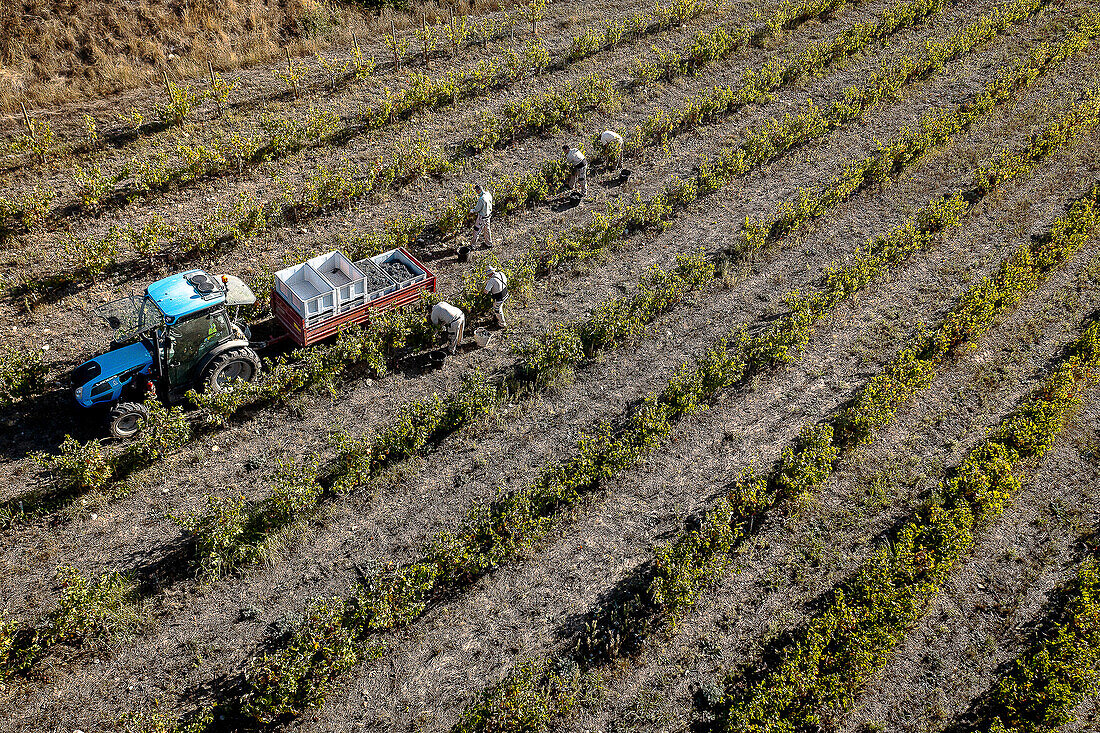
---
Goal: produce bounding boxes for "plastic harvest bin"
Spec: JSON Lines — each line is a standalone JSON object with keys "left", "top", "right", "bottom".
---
{"left": 307, "top": 251, "right": 367, "bottom": 313}
{"left": 369, "top": 248, "right": 429, "bottom": 288}
{"left": 354, "top": 259, "right": 401, "bottom": 302}
{"left": 273, "top": 261, "right": 335, "bottom": 325}
{"left": 272, "top": 247, "right": 437, "bottom": 347}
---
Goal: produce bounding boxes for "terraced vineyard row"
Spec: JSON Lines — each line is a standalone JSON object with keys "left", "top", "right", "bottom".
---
{"left": 710, "top": 308, "right": 1100, "bottom": 732}
{"left": 456, "top": 174, "right": 1100, "bottom": 730}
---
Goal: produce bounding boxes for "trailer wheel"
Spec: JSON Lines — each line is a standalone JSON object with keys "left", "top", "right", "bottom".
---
{"left": 108, "top": 402, "right": 149, "bottom": 439}
{"left": 202, "top": 346, "right": 261, "bottom": 393}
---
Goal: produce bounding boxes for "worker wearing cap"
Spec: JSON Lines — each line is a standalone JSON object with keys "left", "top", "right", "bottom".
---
{"left": 431, "top": 301, "right": 466, "bottom": 354}
{"left": 563, "top": 144, "right": 588, "bottom": 198}
{"left": 483, "top": 266, "right": 509, "bottom": 328}
{"left": 599, "top": 130, "right": 624, "bottom": 170}
{"left": 470, "top": 184, "right": 493, "bottom": 250}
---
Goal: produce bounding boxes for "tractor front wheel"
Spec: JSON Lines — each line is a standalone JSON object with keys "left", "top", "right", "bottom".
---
{"left": 108, "top": 402, "right": 149, "bottom": 439}
{"left": 202, "top": 346, "right": 261, "bottom": 393}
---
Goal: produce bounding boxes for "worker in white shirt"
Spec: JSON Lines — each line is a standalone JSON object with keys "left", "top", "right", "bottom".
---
{"left": 431, "top": 301, "right": 466, "bottom": 354}
{"left": 599, "top": 130, "right": 624, "bottom": 171}
{"left": 563, "top": 144, "right": 588, "bottom": 197}
{"left": 470, "top": 183, "right": 493, "bottom": 250}
{"left": 483, "top": 266, "right": 509, "bottom": 328}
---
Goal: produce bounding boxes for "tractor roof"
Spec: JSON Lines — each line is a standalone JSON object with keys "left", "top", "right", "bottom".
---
{"left": 146, "top": 270, "right": 226, "bottom": 322}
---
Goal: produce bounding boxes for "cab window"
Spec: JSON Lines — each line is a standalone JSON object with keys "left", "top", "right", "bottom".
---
{"left": 167, "top": 312, "right": 230, "bottom": 367}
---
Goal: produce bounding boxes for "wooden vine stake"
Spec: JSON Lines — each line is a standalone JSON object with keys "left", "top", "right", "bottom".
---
{"left": 285, "top": 48, "right": 297, "bottom": 98}
{"left": 19, "top": 101, "right": 43, "bottom": 163}
{"left": 162, "top": 70, "right": 173, "bottom": 101}
{"left": 390, "top": 19, "right": 400, "bottom": 69}
{"left": 207, "top": 60, "right": 222, "bottom": 116}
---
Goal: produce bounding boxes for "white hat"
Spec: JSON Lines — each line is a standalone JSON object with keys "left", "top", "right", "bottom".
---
{"left": 487, "top": 265, "right": 497, "bottom": 273}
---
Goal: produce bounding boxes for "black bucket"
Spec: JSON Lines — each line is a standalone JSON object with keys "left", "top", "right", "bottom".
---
{"left": 619, "top": 169, "right": 633, "bottom": 182}
{"left": 457, "top": 245, "right": 471, "bottom": 263}
{"left": 430, "top": 349, "right": 447, "bottom": 367}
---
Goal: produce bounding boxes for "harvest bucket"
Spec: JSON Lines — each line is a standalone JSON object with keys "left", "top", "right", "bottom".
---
{"left": 474, "top": 327, "right": 494, "bottom": 348}
{"left": 457, "top": 246, "right": 471, "bottom": 262}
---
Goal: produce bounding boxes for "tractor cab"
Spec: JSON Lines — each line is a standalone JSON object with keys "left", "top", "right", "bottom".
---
{"left": 72, "top": 270, "right": 261, "bottom": 437}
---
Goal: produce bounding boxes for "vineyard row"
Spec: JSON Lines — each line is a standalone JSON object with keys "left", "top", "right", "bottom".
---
{"left": 6, "top": 0, "right": 922, "bottom": 300}
{"left": 455, "top": 177, "right": 1100, "bottom": 733}
{"left": 227, "top": 76, "right": 1099, "bottom": 727}
{"left": 0, "top": 0, "right": 1088, "bottom": 691}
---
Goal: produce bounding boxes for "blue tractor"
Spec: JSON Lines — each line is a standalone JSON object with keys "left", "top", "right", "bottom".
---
{"left": 71, "top": 270, "right": 262, "bottom": 438}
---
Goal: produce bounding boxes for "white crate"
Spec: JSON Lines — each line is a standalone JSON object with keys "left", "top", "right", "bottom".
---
{"left": 308, "top": 251, "right": 367, "bottom": 312}
{"left": 274, "top": 261, "right": 336, "bottom": 324}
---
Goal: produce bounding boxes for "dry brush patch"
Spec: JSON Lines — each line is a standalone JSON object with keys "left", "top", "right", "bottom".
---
{"left": 0, "top": 0, "right": 552, "bottom": 116}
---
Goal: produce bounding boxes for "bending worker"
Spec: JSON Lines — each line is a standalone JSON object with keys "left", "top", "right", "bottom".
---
{"left": 563, "top": 143, "right": 588, "bottom": 198}
{"left": 483, "top": 266, "right": 509, "bottom": 329}
{"left": 599, "top": 130, "right": 624, "bottom": 170}
{"left": 471, "top": 183, "right": 493, "bottom": 249}
{"left": 431, "top": 301, "right": 466, "bottom": 354}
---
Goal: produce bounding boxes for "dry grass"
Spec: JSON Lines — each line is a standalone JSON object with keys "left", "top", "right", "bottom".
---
{"left": 0, "top": 0, "right": 505, "bottom": 115}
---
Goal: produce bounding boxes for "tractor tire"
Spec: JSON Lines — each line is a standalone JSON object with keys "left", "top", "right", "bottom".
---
{"left": 202, "top": 346, "right": 261, "bottom": 394}
{"left": 108, "top": 402, "right": 149, "bottom": 439}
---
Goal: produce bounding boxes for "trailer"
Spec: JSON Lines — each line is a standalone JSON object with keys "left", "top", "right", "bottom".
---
{"left": 272, "top": 247, "right": 437, "bottom": 347}
{"left": 70, "top": 247, "right": 437, "bottom": 436}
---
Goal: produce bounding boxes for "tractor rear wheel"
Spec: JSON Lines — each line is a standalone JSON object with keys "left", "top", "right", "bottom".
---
{"left": 108, "top": 402, "right": 149, "bottom": 439}
{"left": 202, "top": 346, "right": 261, "bottom": 393}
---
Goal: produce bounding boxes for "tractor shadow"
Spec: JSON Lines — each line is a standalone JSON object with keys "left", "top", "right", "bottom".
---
{"left": 0, "top": 390, "right": 103, "bottom": 461}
